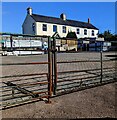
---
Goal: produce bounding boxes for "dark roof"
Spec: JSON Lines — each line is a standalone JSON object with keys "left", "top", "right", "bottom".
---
{"left": 66, "top": 32, "right": 77, "bottom": 39}
{"left": 31, "top": 14, "right": 99, "bottom": 30}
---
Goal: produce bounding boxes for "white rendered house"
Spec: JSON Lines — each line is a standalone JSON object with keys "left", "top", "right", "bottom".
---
{"left": 22, "top": 7, "right": 99, "bottom": 38}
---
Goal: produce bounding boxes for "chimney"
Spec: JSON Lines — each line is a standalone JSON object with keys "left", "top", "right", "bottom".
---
{"left": 88, "top": 18, "right": 90, "bottom": 24}
{"left": 27, "top": 7, "right": 32, "bottom": 15}
{"left": 60, "top": 13, "right": 66, "bottom": 21}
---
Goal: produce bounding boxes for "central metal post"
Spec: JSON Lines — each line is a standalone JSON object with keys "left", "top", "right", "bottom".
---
{"left": 10, "top": 35, "right": 13, "bottom": 51}
{"left": 48, "top": 37, "right": 52, "bottom": 98}
{"left": 100, "top": 42, "right": 103, "bottom": 83}
{"left": 53, "top": 37, "right": 57, "bottom": 95}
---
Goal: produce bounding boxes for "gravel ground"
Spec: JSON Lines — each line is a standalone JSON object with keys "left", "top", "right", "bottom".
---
{"left": 1, "top": 52, "right": 117, "bottom": 118}
{"left": 2, "top": 82, "right": 117, "bottom": 118}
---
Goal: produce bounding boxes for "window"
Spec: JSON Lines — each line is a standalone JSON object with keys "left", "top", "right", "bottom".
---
{"left": 84, "top": 29, "right": 87, "bottom": 35}
{"left": 92, "top": 30, "right": 94, "bottom": 36}
{"left": 32, "top": 23, "right": 35, "bottom": 32}
{"left": 53, "top": 25, "right": 57, "bottom": 32}
{"left": 77, "top": 28, "right": 80, "bottom": 34}
{"left": 43, "top": 24, "right": 47, "bottom": 31}
{"left": 62, "top": 26, "right": 66, "bottom": 33}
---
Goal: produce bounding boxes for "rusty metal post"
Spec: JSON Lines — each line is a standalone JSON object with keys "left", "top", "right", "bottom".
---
{"left": 53, "top": 37, "right": 57, "bottom": 95}
{"left": 48, "top": 37, "right": 52, "bottom": 100}
{"left": 100, "top": 42, "right": 103, "bottom": 83}
{"left": 51, "top": 40, "right": 54, "bottom": 92}
{"left": 10, "top": 35, "right": 13, "bottom": 51}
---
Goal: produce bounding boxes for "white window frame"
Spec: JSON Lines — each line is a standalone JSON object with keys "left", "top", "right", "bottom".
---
{"left": 62, "top": 26, "right": 66, "bottom": 33}
{"left": 92, "top": 30, "right": 94, "bottom": 36}
{"left": 43, "top": 24, "right": 47, "bottom": 31}
{"left": 77, "top": 28, "right": 80, "bottom": 34}
{"left": 84, "top": 29, "right": 87, "bottom": 35}
{"left": 53, "top": 25, "right": 57, "bottom": 32}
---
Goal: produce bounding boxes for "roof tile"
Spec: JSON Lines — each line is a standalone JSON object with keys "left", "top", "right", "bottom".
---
{"left": 31, "top": 14, "right": 99, "bottom": 30}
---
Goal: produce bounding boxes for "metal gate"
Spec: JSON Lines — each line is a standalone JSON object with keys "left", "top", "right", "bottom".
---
{"left": 1, "top": 34, "right": 53, "bottom": 109}
{"left": 50, "top": 36, "right": 116, "bottom": 96}
{"left": 1, "top": 33, "right": 116, "bottom": 109}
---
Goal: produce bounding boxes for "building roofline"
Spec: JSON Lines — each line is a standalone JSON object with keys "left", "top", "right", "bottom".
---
{"left": 30, "top": 14, "right": 99, "bottom": 30}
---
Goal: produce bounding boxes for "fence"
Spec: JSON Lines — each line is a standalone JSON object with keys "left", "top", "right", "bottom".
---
{"left": 1, "top": 34, "right": 53, "bottom": 109}
{"left": 50, "top": 37, "right": 116, "bottom": 96}
{"left": 0, "top": 33, "right": 116, "bottom": 109}
{"left": 0, "top": 33, "right": 49, "bottom": 56}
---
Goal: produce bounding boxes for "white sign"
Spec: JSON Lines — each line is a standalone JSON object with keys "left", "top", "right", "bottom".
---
{"left": 83, "top": 41, "right": 89, "bottom": 44}
{"left": 4, "top": 39, "right": 42, "bottom": 48}
{"left": 96, "top": 38, "right": 104, "bottom": 41}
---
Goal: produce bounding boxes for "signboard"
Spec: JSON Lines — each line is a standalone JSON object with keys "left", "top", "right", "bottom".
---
{"left": 3, "top": 39, "right": 42, "bottom": 48}
{"left": 83, "top": 41, "right": 89, "bottom": 44}
{"left": 96, "top": 38, "right": 104, "bottom": 41}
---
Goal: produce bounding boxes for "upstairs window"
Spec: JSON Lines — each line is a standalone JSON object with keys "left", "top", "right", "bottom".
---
{"left": 77, "top": 28, "right": 80, "bottom": 34}
{"left": 84, "top": 29, "right": 87, "bottom": 35}
{"left": 92, "top": 30, "right": 94, "bottom": 36}
{"left": 43, "top": 24, "right": 47, "bottom": 31}
{"left": 32, "top": 23, "right": 35, "bottom": 32}
{"left": 62, "top": 26, "right": 66, "bottom": 33}
{"left": 53, "top": 25, "right": 57, "bottom": 32}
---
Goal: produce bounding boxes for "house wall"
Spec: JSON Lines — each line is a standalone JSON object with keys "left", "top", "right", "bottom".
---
{"left": 35, "top": 22, "right": 98, "bottom": 38}
{"left": 22, "top": 15, "right": 36, "bottom": 35}
{"left": 22, "top": 15, "right": 98, "bottom": 38}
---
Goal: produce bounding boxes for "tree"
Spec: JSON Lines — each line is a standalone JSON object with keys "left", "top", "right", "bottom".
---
{"left": 103, "top": 30, "right": 113, "bottom": 40}
{"left": 98, "top": 30, "right": 116, "bottom": 41}
{"left": 98, "top": 33, "right": 104, "bottom": 38}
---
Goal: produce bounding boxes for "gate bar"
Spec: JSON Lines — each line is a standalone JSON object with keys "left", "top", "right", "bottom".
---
{"left": 3, "top": 81, "right": 39, "bottom": 98}
{"left": 48, "top": 37, "right": 52, "bottom": 100}
{"left": 100, "top": 42, "right": 103, "bottom": 83}
{"left": 53, "top": 37, "right": 57, "bottom": 95}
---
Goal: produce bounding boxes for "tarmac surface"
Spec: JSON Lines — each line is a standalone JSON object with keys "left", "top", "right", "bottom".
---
{"left": 1, "top": 52, "right": 116, "bottom": 77}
